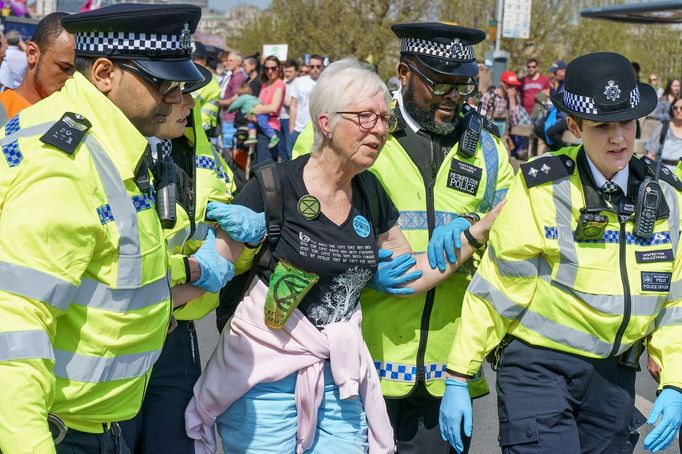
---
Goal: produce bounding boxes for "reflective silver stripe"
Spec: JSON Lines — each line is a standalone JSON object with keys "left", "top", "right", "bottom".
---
{"left": 0, "top": 122, "right": 53, "bottom": 146}
{"left": 488, "top": 245, "right": 539, "bottom": 278}
{"left": 518, "top": 309, "right": 613, "bottom": 356}
{"left": 0, "top": 103, "right": 8, "bottom": 127}
{"left": 553, "top": 177, "right": 579, "bottom": 286}
{"left": 86, "top": 136, "right": 142, "bottom": 288}
{"left": 657, "top": 307, "right": 682, "bottom": 327}
{"left": 0, "top": 330, "right": 54, "bottom": 361}
{"left": 53, "top": 348, "right": 161, "bottom": 382}
{"left": 72, "top": 275, "right": 170, "bottom": 312}
{"left": 661, "top": 180, "right": 680, "bottom": 255}
{"left": 669, "top": 279, "right": 682, "bottom": 300}
{"left": 191, "top": 222, "right": 210, "bottom": 241}
{"left": 468, "top": 274, "right": 526, "bottom": 319}
{"left": 0, "top": 261, "right": 77, "bottom": 311}
{"left": 166, "top": 225, "right": 191, "bottom": 252}
{"left": 537, "top": 257, "right": 664, "bottom": 317}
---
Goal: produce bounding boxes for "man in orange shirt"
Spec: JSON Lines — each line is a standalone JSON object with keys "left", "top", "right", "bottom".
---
{"left": 0, "top": 12, "right": 75, "bottom": 124}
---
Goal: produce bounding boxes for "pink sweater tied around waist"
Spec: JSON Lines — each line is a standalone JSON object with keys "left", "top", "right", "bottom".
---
{"left": 184, "top": 278, "right": 395, "bottom": 454}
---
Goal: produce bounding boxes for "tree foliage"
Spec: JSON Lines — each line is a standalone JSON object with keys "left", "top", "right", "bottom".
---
{"left": 226, "top": 0, "right": 681, "bottom": 83}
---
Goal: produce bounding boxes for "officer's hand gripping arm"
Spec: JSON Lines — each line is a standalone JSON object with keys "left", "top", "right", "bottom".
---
{"left": 206, "top": 201, "right": 266, "bottom": 244}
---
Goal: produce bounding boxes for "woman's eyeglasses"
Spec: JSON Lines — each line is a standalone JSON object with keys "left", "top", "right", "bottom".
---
{"left": 265, "top": 66, "right": 279, "bottom": 72}
{"left": 672, "top": 105, "right": 682, "bottom": 112}
{"left": 336, "top": 111, "right": 398, "bottom": 132}
{"left": 118, "top": 61, "right": 185, "bottom": 96}
{"left": 406, "top": 63, "right": 476, "bottom": 97}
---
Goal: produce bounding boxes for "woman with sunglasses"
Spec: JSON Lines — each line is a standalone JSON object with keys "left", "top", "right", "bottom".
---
{"left": 185, "top": 58, "right": 502, "bottom": 454}
{"left": 646, "top": 97, "right": 682, "bottom": 172}
{"left": 251, "top": 55, "right": 285, "bottom": 163}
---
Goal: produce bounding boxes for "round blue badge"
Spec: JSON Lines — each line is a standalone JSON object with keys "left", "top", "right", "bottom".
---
{"left": 353, "top": 215, "right": 371, "bottom": 238}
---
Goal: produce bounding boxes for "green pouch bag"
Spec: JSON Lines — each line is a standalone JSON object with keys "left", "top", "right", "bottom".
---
{"left": 264, "top": 260, "right": 319, "bottom": 329}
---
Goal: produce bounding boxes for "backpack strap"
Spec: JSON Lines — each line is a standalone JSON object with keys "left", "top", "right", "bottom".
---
{"left": 656, "top": 120, "right": 670, "bottom": 160}
{"left": 355, "top": 171, "right": 381, "bottom": 240}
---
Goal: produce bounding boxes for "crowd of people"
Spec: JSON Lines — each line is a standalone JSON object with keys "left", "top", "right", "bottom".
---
{"left": 0, "top": 4, "right": 681, "bottom": 454}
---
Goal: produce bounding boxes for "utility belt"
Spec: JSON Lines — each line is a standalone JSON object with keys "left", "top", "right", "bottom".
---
{"left": 487, "top": 336, "right": 644, "bottom": 371}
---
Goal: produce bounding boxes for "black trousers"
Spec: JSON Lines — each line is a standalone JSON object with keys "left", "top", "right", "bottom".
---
{"left": 57, "top": 423, "right": 130, "bottom": 454}
{"left": 384, "top": 381, "right": 470, "bottom": 454}
{"left": 496, "top": 338, "right": 642, "bottom": 454}
{"left": 119, "top": 320, "right": 201, "bottom": 454}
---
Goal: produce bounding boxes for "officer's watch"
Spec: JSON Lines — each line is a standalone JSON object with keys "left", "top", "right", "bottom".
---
{"left": 463, "top": 228, "right": 485, "bottom": 249}
{"left": 462, "top": 212, "right": 480, "bottom": 225}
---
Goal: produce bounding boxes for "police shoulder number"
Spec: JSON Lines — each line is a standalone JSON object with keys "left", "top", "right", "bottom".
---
{"left": 40, "top": 112, "right": 92, "bottom": 154}
{"left": 520, "top": 154, "right": 575, "bottom": 188}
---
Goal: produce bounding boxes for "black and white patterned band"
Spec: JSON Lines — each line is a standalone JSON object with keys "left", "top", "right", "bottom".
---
{"left": 400, "top": 37, "right": 475, "bottom": 61}
{"left": 75, "top": 31, "right": 190, "bottom": 54}
{"left": 562, "top": 86, "right": 641, "bottom": 115}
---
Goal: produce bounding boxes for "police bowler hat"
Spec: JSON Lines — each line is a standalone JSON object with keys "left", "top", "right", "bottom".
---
{"left": 550, "top": 52, "right": 657, "bottom": 122}
{"left": 392, "top": 22, "right": 485, "bottom": 78}
{"left": 61, "top": 3, "right": 203, "bottom": 83}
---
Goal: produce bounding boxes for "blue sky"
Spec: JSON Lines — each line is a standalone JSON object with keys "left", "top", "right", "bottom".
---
{"left": 208, "top": 0, "right": 269, "bottom": 11}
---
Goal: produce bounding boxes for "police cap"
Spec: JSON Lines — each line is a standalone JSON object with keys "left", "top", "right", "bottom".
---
{"left": 61, "top": 3, "right": 203, "bottom": 83}
{"left": 392, "top": 22, "right": 485, "bottom": 78}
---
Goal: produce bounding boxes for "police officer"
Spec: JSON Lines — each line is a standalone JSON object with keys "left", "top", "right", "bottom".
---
{"left": 290, "top": 22, "right": 514, "bottom": 453}
{"left": 442, "top": 52, "right": 682, "bottom": 453}
{"left": 191, "top": 42, "right": 221, "bottom": 140}
{"left": 0, "top": 4, "right": 233, "bottom": 453}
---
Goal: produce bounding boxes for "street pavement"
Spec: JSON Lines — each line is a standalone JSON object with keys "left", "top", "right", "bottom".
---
{"left": 195, "top": 313, "right": 680, "bottom": 454}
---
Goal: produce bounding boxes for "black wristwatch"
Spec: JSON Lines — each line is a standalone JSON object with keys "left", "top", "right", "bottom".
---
{"left": 463, "top": 228, "right": 485, "bottom": 249}
{"left": 462, "top": 212, "right": 480, "bottom": 225}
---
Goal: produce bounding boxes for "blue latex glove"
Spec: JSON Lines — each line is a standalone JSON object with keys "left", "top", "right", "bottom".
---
{"left": 439, "top": 378, "right": 472, "bottom": 453}
{"left": 644, "top": 388, "right": 682, "bottom": 452}
{"left": 369, "top": 248, "right": 423, "bottom": 295}
{"left": 206, "top": 202, "right": 266, "bottom": 244}
{"left": 427, "top": 217, "right": 472, "bottom": 271}
{"left": 192, "top": 228, "right": 235, "bottom": 293}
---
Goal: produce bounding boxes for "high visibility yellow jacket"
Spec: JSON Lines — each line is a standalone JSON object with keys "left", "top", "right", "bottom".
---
{"left": 450, "top": 146, "right": 682, "bottom": 391}
{"left": 291, "top": 118, "right": 514, "bottom": 398}
{"left": 193, "top": 75, "right": 221, "bottom": 132}
{"left": 166, "top": 107, "right": 236, "bottom": 320}
{"left": 0, "top": 72, "right": 171, "bottom": 453}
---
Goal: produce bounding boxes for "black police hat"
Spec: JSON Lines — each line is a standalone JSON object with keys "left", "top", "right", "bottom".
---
{"left": 192, "top": 41, "right": 209, "bottom": 60}
{"left": 182, "top": 64, "right": 212, "bottom": 94}
{"left": 61, "top": 3, "right": 203, "bottom": 83}
{"left": 392, "top": 22, "right": 485, "bottom": 78}
{"left": 550, "top": 52, "right": 657, "bottom": 122}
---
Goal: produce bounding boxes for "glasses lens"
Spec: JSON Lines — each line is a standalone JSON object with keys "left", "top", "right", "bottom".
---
{"left": 310, "top": 65, "right": 322, "bottom": 69}
{"left": 265, "top": 66, "right": 278, "bottom": 71}
{"left": 357, "top": 112, "right": 376, "bottom": 128}
{"left": 387, "top": 113, "right": 398, "bottom": 132}
{"left": 159, "top": 80, "right": 185, "bottom": 96}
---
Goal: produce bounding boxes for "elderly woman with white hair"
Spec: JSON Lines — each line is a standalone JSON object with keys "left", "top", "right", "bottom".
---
{"left": 184, "top": 58, "right": 500, "bottom": 454}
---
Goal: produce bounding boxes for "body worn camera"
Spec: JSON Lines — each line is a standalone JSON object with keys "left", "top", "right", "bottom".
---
{"left": 457, "top": 105, "right": 483, "bottom": 158}
{"left": 633, "top": 177, "right": 661, "bottom": 240}
{"left": 152, "top": 154, "right": 177, "bottom": 229}
{"left": 575, "top": 208, "right": 609, "bottom": 241}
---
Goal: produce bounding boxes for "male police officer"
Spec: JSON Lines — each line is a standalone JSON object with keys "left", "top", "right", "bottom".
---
{"left": 0, "top": 4, "right": 233, "bottom": 453}
{"left": 292, "top": 23, "right": 514, "bottom": 453}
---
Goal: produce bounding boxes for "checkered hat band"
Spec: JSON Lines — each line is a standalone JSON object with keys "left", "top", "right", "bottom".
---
{"left": 75, "top": 31, "right": 188, "bottom": 54}
{"left": 401, "top": 37, "right": 474, "bottom": 62}
{"left": 563, "top": 86, "right": 641, "bottom": 115}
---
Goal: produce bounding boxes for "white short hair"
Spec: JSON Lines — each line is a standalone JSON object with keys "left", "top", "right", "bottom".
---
{"left": 309, "top": 58, "right": 391, "bottom": 153}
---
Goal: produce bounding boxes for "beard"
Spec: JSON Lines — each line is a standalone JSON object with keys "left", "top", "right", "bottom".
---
{"left": 402, "top": 78, "right": 460, "bottom": 136}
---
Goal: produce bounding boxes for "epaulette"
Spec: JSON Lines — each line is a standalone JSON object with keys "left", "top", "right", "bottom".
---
{"left": 641, "top": 156, "right": 682, "bottom": 191}
{"left": 480, "top": 115, "right": 500, "bottom": 138}
{"left": 520, "top": 154, "right": 575, "bottom": 188}
{"left": 40, "top": 112, "right": 91, "bottom": 154}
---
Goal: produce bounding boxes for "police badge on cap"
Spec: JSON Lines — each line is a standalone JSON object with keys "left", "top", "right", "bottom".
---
{"left": 550, "top": 52, "right": 657, "bottom": 122}
{"left": 392, "top": 22, "right": 485, "bottom": 78}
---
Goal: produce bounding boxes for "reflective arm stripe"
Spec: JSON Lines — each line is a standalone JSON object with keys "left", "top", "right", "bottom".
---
{"left": 54, "top": 348, "right": 161, "bottom": 383}
{"left": 398, "top": 210, "right": 462, "bottom": 231}
{"left": 0, "top": 261, "right": 78, "bottom": 311}
{"left": 0, "top": 330, "right": 54, "bottom": 361}
{"left": 190, "top": 222, "right": 210, "bottom": 242}
{"left": 71, "top": 275, "right": 170, "bottom": 312}
{"left": 657, "top": 307, "right": 682, "bottom": 327}
{"left": 488, "top": 245, "right": 539, "bottom": 278}
{"left": 0, "top": 121, "right": 53, "bottom": 147}
{"left": 661, "top": 181, "right": 680, "bottom": 253}
{"left": 553, "top": 177, "right": 579, "bottom": 287}
{"left": 669, "top": 279, "right": 682, "bottom": 300}
{"left": 468, "top": 274, "right": 526, "bottom": 319}
{"left": 477, "top": 131, "right": 500, "bottom": 213}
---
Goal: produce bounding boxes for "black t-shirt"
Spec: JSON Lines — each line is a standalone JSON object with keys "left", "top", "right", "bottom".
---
{"left": 233, "top": 155, "right": 400, "bottom": 326}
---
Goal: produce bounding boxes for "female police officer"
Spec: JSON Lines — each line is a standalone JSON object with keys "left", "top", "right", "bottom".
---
{"left": 440, "top": 52, "right": 682, "bottom": 453}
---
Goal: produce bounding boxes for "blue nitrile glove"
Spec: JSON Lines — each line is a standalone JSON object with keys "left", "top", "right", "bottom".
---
{"left": 439, "top": 378, "right": 472, "bottom": 453}
{"left": 369, "top": 248, "right": 423, "bottom": 295}
{"left": 427, "top": 217, "right": 472, "bottom": 271}
{"left": 644, "top": 388, "right": 682, "bottom": 452}
{"left": 206, "top": 202, "right": 266, "bottom": 244}
{"left": 192, "top": 228, "right": 235, "bottom": 293}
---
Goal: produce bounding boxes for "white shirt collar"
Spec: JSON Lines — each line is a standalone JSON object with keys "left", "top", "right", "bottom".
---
{"left": 585, "top": 153, "right": 629, "bottom": 196}
{"left": 394, "top": 88, "right": 421, "bottom": 134}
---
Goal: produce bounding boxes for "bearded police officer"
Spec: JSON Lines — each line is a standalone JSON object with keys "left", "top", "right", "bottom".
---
{"left": 0, "top": 4, "right": 235, "bottom": 453}
{"left": 443, "top": 52, "right": 682, "bottom": 453}
{"left": 291, "top": 22, "right": 514, "bottom": 453}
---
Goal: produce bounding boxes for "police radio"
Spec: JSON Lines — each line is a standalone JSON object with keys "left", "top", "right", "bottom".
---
{"left": 457, "top": 104, "right": 483, "bottom": 158}
{"left": 633, "top": 177, "right": 661, "bottom": 240}
{"left": 153, "top": 154, "right": 177, "bottom": 229}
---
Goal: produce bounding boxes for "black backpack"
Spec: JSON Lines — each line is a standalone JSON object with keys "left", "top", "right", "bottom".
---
{"left": 216, "top": 162, "right": 381, "bottom": 331}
